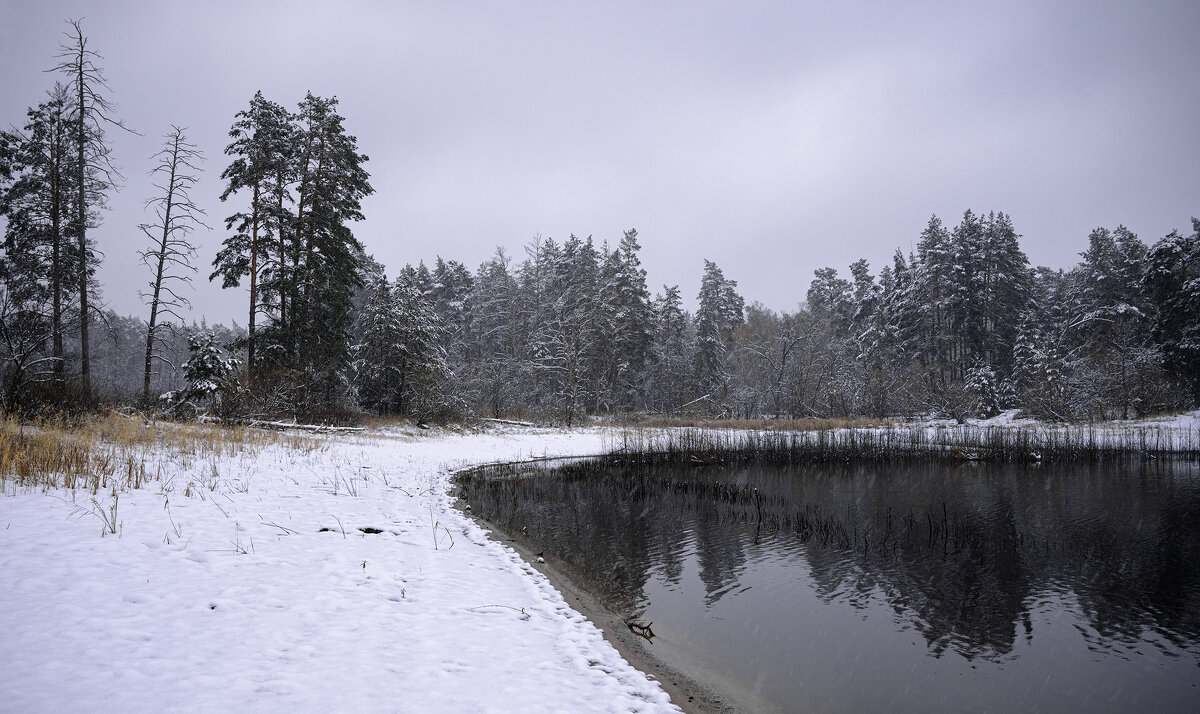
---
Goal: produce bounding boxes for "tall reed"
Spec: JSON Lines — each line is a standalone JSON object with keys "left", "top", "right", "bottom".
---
{"left": 599, "top": 423, "right": 1200, "bottom": 468}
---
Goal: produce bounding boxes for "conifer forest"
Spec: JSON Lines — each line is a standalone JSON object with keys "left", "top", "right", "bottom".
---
{"left": 2, "top": 20, "right": 1198, "bottom": 425}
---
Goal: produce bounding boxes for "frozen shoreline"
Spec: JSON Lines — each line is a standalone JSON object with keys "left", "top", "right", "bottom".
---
{"left": 457, "top": 494, "right": 737, "bottom": 714}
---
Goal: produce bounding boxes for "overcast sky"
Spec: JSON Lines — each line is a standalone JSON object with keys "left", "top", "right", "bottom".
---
{"left": 2, "top": 0, "right": 1198, "bottom": 325}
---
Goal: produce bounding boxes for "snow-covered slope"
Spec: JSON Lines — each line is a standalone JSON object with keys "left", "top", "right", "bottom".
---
{"left": 0, "top": 426, "right": 678, "bottom": 713}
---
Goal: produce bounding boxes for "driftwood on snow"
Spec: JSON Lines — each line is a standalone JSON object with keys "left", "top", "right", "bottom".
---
{"left": 197, "top": 415, "right": 365, "bottom": 433}
{"left": 476, "top": 417, "right": 537, "bottom": 427}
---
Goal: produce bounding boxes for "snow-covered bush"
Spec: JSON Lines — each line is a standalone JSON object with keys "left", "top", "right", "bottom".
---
{"left": 965, "top": 364, "right": 1015, "bottom": 419}
{"left": 160, "top": 333, "right": 242, "bottom": 418}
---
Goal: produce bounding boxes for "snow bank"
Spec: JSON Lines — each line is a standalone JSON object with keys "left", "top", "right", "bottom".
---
{"left": 0, "top": 425, "right": 679, "bottom": 713}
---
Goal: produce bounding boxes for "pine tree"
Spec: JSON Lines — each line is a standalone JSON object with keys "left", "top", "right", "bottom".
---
{"left": 948, "top": 209, "right": 985, "bottom": 376}
{"left": 211, "top": 91, "right": 291, "bottom": 378}
{"left": 1013, "top": 269, "right": 1072, "bottom": 420}
{"left": 287, "top": 93, "right": 372, "bottom": 401}
{"left": 211, "top": 92, "right": 371, "bottom": 412}
{"left": 806, "top": 266, "right": 859, "bottom": 416}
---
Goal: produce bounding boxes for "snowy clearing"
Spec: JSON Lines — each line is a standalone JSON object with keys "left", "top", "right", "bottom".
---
{"left": 0, "top": 425, "right": 679, "bottom": 714}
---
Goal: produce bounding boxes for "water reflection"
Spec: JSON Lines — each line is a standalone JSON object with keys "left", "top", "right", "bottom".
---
{"left": 459, "top": 459, "right": 1200, "bottom": 712}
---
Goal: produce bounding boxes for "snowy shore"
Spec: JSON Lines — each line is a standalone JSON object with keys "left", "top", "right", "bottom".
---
{"left": 0, "top": 425, "right": 681, "bottom": 714}
{"left": 4, "top": 412, "right": 1197, "bottom": 713}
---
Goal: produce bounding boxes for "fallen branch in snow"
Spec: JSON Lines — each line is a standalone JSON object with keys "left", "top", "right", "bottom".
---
{"left": 196, "top": 416, "right": 366, "bottom": 433}
{"left": 675, "top": 394, "right": 713, "bottom": 411}
{"left": 476, "top": 417, "right": 537, "bottom": 427}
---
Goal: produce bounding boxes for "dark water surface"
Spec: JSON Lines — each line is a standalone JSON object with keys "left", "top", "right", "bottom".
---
{"left": 458, "top": 459, "right": 1200, "bottom": 713}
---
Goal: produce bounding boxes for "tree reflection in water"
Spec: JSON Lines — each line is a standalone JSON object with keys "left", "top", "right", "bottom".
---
{"left": 459, "top": 458, "right": 1200, "bottom": 710}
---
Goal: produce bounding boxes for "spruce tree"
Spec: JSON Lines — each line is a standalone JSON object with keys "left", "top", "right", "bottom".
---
{"left": 695, "top": 260, "right": 744, "bottom": 411}
{"left": 470, "top": 248, "right": 521, "bottom": 416}
{"left": 605, "top": 228, "right": 654, "bottom": 410}
{"left": 649, "top": 284, "right": 692, "bottom": 413}
{"left": 0, "top": 86, "right": 78, "bottom": 395}
{"left": 429, "top": 256, "right": 474, "bottom": 370}
{"left": 913, "top": 214, "right": 954, "bottom": 381}
{"left": 1143, "top": 220, "right": 1200, "bottom": 405}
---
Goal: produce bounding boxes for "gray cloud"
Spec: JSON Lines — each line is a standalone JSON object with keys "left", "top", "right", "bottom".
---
{"left": 2, "top": 0, "right": 1197, "bottom": 323}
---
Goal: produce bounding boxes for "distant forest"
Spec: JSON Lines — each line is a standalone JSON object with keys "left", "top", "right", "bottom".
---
{"left": 3, "top": 21, "right": 1199, "bottom": 423}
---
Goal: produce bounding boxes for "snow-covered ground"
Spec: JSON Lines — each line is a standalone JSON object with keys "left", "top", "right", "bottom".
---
{"left": 0, "top": 425, "right": 679, "bottom": 714}
{"left": 928, "top": 407, "right": 1200, "bottom": 431}
{"left": 5, "top": 412, "right": 1198, "bottom": 713}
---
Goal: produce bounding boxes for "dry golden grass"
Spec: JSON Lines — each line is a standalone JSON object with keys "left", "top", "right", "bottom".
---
{"left": 0, "top": 412, "right": 315, "bottom": 493}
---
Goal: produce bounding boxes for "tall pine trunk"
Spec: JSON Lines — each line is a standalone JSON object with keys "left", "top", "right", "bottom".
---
{"left": 248, "top": 178, "right": 260, "bottom": 380}
{"left": 276, "top": 170, "right": 287, "bottom": 332}
{"left": 50, "top": 107, "right": 65, "bottom": 387}
{"left": 74, "top": 52, "right": 90, "bottom": 400}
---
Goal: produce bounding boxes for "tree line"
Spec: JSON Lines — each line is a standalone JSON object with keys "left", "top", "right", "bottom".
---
{"left": 2, "top": 20, "right": 1198, "bottom": 422}
{"left": 339, "top": 213, "right": 1200, "bottom": 423}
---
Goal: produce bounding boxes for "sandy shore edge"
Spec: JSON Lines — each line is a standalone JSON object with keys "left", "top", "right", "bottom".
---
{"left": 458, "top": 503, "right": 737, "bottom": 714}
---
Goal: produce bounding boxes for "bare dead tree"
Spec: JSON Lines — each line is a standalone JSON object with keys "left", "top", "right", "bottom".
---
{"left": 139, "top": 126, "right": 207, "bottom": 401}
{"left": 50, "top": 18, "right": 136, "bottom": 401}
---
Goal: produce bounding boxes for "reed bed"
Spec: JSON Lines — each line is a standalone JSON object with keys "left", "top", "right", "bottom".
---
{"left": 625, "top": 415, "right": 893, "bottom": 431}
{"left": 603, "top": 423, "right": 1200, "bottom": 467}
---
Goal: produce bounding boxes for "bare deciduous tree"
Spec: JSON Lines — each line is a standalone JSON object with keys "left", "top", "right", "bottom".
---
{"left": 139, "top": 126, "right": 206, "bottom": 401}
{"left": 50, "top": 18, "right": 135, "bottom": 400}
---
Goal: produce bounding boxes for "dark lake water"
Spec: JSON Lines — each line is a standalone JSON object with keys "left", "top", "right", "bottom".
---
{"left": 457, "top": 458, "right": 1200, "bottom": 713}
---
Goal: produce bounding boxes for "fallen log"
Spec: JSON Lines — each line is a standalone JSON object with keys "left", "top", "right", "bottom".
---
{"left": 197, "top": 415, "right": 366, "bottom": 433}
{"left": 477, "top": 417, "right": 537, "bottom": 427}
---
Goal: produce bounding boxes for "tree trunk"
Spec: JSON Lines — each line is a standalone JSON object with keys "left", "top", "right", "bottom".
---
{"left": 75, "top": 51, "right": 90, "bottom": 400}
{"left": 50, "top": 109, "right": 64, "bottom": 387}
{"left": 276, "top": 170, "right": 287, "bottom": 332}
{"left": 143, "top": 139, "right": 178, "bottom": 400}
{"left": 247, "top": 177, "right": 259, "bottom": 381}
